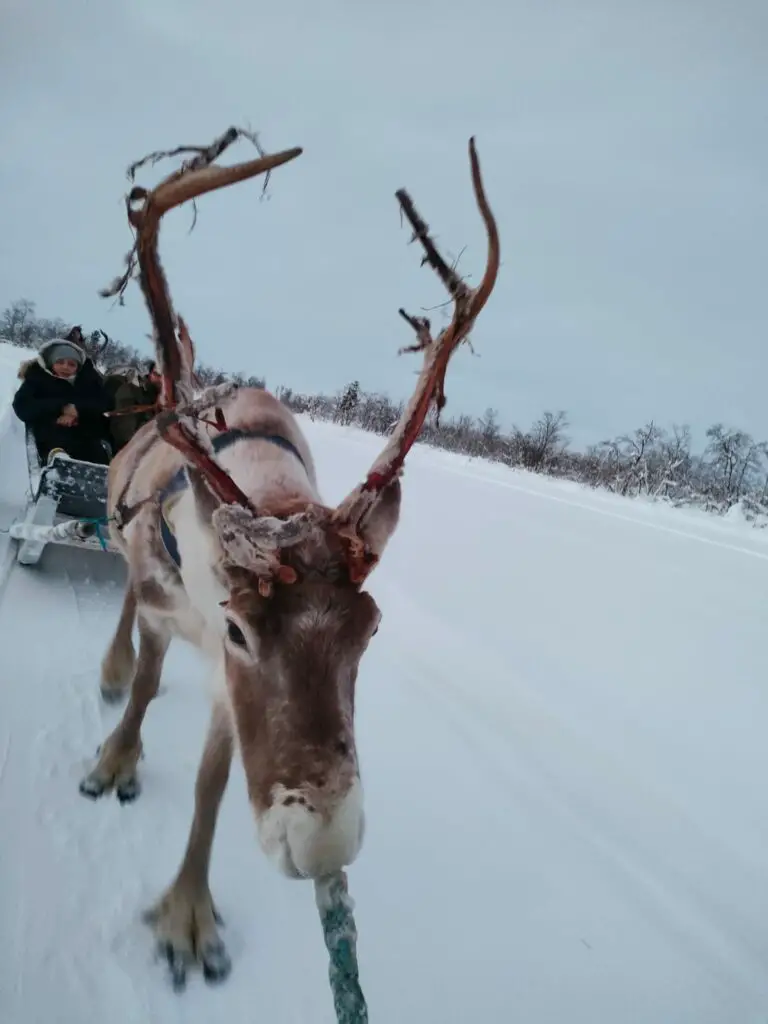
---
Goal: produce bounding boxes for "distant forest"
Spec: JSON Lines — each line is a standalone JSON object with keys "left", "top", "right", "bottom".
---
{"left": 3, "top": 297, "right": 766, "bottom": 526}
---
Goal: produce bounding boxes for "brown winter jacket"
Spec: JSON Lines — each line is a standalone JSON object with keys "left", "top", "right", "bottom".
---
{"left": 109, "top": 375, "right": 160, "bottom": 451}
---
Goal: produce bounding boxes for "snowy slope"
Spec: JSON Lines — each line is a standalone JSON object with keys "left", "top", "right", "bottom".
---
{"left": 2, "top": 361, "right": 768, "bottom": 1023}
{"left": 0, "top": 343, "right": 33, "bottom": 567}
{"left": 0, "top": 342, "right": 24, "bottom": 454}
{"left": 0, "top": 339, "right": 22, "bottom": 382}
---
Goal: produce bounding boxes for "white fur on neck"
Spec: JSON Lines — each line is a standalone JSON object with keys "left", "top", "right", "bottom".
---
{"left": 170, "top": 492, "right": 228, "bottom": 658}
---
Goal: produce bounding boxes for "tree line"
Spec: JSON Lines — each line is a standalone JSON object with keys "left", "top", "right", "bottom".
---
{"left": 3, "top": 298, "right": 765, "bottom": 526}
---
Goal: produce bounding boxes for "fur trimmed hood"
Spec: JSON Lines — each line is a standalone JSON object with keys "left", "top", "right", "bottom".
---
{"left": 18, "top": 337, "right": 88, "bottom": 380}
{"left": 18, "top": 359, "right": 35, "bottom": 380}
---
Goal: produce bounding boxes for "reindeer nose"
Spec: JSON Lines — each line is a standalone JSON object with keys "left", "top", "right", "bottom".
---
{"left": 257, "top": 778, "right": 365, "bottom": 880}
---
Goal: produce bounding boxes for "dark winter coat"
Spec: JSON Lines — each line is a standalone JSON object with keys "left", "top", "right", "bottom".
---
{"left": 103, "top": 372, "right": 130, "bottom": 404}
{"left": 12, "top": 340, "right": 113, "bottom": 464}
{"left": 109, "top": 376, "right": 160, "bottom": 452}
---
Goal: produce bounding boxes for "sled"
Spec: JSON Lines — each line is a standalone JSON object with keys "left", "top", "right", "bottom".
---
{"left": 10, "top": 429, "right": 117, "bottom": 565}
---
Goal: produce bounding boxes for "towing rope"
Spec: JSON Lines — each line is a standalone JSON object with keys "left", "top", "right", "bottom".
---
{"left": 78, "top": 516, "right": 111, "bottom": 551}
{"left": 315, "top": 872, "right": 368, "bottom": 1023}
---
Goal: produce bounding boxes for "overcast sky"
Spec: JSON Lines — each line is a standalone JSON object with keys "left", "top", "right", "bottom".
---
{"left": 1, "top": 0, "right": 766, "bottom": 448}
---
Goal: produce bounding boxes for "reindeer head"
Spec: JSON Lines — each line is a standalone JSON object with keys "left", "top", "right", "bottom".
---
{"left": 181, "top": 464, "right": 401, "bottom": 878}
{"left": 107, "top": 125, "right": 499, "bottom": 880}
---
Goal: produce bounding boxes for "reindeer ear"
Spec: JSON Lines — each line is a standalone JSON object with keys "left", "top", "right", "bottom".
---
{"left": 185, "top": 464, "right": 222, "bottom": 526}
{"left": 358, "top": 477, "right": 401, "bottom": 559}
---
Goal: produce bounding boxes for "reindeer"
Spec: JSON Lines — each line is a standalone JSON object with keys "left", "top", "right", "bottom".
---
{"left": 79, "top": 127, "right": 499, "bottom": 991}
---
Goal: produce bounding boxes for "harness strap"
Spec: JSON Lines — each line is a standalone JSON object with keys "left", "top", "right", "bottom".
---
{"left": 160, "top": 514, "right": 181, "bottom": 567}
{"left": 105, "top": 402, "right": 159, "bottom": 418}
{"left": 211, "top": 428, "right": 306, "bottom": 465}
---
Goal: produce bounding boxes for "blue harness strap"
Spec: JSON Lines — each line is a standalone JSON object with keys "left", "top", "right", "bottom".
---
{"left": 211, "top": 429, "right": 305, "bottom": 464}
{"left": 158, "top": 429, "right": 306, "bottom": 569}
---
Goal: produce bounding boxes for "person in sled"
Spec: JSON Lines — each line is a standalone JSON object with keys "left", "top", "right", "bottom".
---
{"left": 108, "top": 359, "right": 162, "bottom": 453}
{"left": 12, "top": 338, "right": 113, "bottom": 466}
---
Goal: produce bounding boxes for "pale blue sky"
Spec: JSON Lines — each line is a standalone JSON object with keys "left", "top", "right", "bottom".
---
{"left": 1, "top": 0, "right": 766, "bottom": 447}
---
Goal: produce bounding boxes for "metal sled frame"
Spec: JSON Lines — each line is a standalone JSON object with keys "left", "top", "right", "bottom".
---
{"left": 10, "top": 428, "right": 117, "bottom": 565}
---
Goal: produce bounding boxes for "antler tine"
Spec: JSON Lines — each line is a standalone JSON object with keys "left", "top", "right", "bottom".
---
{"left": 133, "top": 139, "right": 302, "bottom": 410}
{"left": 97, "top": 329, "right": 110, "bottom": 357}
{"left": 334, "top": 136, "right": 500, "bottom": 534}
{"left": 176, "top": 314, "right": 201, "bottom": 392}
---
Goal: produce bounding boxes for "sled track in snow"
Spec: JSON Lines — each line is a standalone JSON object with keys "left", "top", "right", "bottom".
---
{"left": 0, "top": 546, "right": 132, "bottom": 1021}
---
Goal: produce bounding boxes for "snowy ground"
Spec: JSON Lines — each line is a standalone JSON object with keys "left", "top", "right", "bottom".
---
{"left": 2, "top": 342, "right": 768, "bottom": 1022}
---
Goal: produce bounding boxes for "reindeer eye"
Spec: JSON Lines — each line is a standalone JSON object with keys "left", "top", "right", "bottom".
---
{"left": 226, "top": 620, "right": 247, "bottom": 647}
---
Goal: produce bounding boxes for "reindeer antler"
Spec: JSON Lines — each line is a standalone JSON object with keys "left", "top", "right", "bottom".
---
{"left": 100, "top": 126, "right": 302, "bottom": 410}
{"left": 333, "top": 137, "right": 500, "bottom": 555}
{"left": 101, "top": 126, "right": 302, "bottom": 519}
{"left": 96, "top": 329, "right": 111, "bottom": 358}
{"left": 177, "top": 315, "right": 202, "bottom": 391}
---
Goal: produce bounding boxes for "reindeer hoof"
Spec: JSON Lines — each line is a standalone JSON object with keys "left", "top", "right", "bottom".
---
{"left": 79, "top": 735, "right": 143, "bottom": 802}
{"left": 79, "top": 773, "right": 140, "bottom": 803}
{"left": 159, "top": 942, "right": 195, "bottom": 993}
{"left": 116, "top": 776, "right": 141, "bottom": 803}
{"left": 100, "top": 686, "right": 127, "bottom": 705}
{"left": 157, "top": 937, "right": 231, "bottom": 990}
{"left": 79, "top": 775, "right": 109, "bottom": 799}
{"left": 201, "top": 939, "right": 232, "bottom": 985}
{"left": 145, "top": 887, "right": 231, "bottom": 991}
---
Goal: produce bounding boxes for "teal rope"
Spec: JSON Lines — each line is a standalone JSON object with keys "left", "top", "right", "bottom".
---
{"left": 79, "top": 515, "right": 110, "bottom": 551}
{"left": 315, "top": 872, "right": 368, "bottom": 1023}
{"left": 94, "top": 520, "right": 108, "bottom": 551}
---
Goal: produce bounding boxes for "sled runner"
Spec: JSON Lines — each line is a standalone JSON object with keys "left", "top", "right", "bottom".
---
{"left": 10, "top": 428, "right": 117, "bottom": 565}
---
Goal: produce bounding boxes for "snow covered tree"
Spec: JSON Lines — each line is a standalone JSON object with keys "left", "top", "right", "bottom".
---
{"left": 336, "top": 380, "right": 360, "bottom": 426}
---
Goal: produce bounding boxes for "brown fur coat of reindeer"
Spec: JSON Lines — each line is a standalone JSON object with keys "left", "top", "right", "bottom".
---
{"left": 79, "top": 126, "right": 499, "bottom": 990}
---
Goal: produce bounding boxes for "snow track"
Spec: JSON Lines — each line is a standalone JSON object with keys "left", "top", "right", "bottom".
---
{"left": 2, "top": 410, "right": 768, "bottom": 1022}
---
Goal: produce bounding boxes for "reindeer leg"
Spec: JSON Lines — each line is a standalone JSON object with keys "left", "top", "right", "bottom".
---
{"left": 144, "top": 699, "right": 234, "bottom": 991}
{"left": 100, "top": 583, "right": 137, "bottom": 703}
{"left": 80, "top": 611, "right": 170, "bottom": 803}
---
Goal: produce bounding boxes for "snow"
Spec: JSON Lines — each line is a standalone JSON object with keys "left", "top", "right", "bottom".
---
{"left": 2, "top": 352, "right": 768, "bottom": 1022}
{"left": 0, "top": 343, "right": 34, "bottom": 569}
{"left": 0, "top": 341, "right": 23, "bottom": 434}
